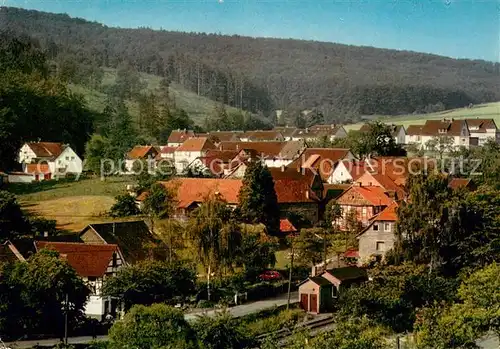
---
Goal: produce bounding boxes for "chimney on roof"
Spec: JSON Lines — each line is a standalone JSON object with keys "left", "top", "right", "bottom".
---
{"left": 280, "top": 165, "right": 285, "bottom": 172}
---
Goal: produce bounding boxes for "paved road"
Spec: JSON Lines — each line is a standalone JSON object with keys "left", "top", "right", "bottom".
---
{"left": 6, "top": 292, "right": 299, "bottom": 348}
{"left": 184, "top": 292, "right": 299, "bottom": 320}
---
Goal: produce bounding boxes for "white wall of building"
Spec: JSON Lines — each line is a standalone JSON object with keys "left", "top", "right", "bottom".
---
{"left": 54, "top": 147, "right": 83, "bottom": 176}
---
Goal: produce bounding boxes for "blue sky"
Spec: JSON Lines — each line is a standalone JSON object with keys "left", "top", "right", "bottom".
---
{"left": 5, "top": 0, "right": 500, "bottom": 62}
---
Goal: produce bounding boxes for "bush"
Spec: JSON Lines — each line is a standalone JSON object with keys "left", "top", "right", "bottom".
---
{"left": 242, "top": 308, "right": 305, "bottom": 337}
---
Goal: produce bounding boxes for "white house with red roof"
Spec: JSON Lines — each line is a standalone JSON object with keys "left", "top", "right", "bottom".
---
{"left": 356, "top": 202, "right": 399, "bottom": 263}
{"left": 174, "top": 137, "right": 216, "bottom": 174}
{"left": 34, "top": 241, "right": 125, "bottom": 320}
{"left": 17, "top": 141, "right": 82, "bottom": 181}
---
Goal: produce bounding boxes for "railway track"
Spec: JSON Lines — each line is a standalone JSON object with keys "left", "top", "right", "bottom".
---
{"left": 255, "top": 315, "right": 335, "bottom": 346}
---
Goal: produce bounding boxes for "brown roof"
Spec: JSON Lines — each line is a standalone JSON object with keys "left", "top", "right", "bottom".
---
{"left": 243, "top": 130, "right": 283, "bottom": 141}
{"left": 160, "top": 146, "right": 177, "bottom": 154}
{"left": 176, "top": 137, "right": 216, "bottom": 152}
{"left": 35, "top": 241, "right": 118, "bottom": 277}
{"left": 420, "top": 119, "right": 467, "bottom": 137}
{"left": 274, "top": 179, "right": 317, "bottom": 203}
{"left": 167, "top": 130, "right": 195, "bottom": 144}
{"left": 127, "top": 145, "right": 160, "bottom": 160}
{"left": 467, "top": 119, "right": 498, "bottom": 132}
{"left": 219, "top": 141, "right": 287, "bottom": 158}
{"left": 406, "top": 125, "right": 424, "bottom": 136}
{"left": 205, "top": 150, "right": 240, "bottom": 162}
{"left": 273, "top": 127, "right": 298, "bottom": 138}
{"left": 206, "top": 131, "right": 243, "bottom": 142}
{"left": 27, "top": 142, "right": 64, "bottom": 158}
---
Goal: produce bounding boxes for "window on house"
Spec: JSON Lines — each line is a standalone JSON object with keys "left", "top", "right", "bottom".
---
{"left": 373, "top": 224, "right": 379, "bottom": 231}
{"left": 362, "top": 207, "right": 367, "bottom": 216}
{"left": 384, "top": 223, "right": 391, "bottom": 231}
{"left": 58, "top": 160, "right": 62, "bottom": 164}
{"left": 71, "top": 156, "right": 75, "bottom": 160}
{"left": 65, "top": 156, "right": 69, "bottom": 160}
{"left": 376, "top": 241, "right": 385, "bottom": 252}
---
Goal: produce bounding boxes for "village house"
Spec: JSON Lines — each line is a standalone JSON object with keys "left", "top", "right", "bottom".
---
{"left": 359, "top": 124, "right": 406, "bottom": 144}
{"left": 34, "top": 241, "right": 124, "bottom": 320}
{"left": 319, "top": 266, "right": 368, "bottom": 297}
{"left": 204, "top": 131, "right": 243, "bottom": 144}
{"left": 167, "top": 130, "right": 195, "bottom": 147}
{"left": 218, "top": 141, "right": 305, "bottom": 168}
{"left": 125, "top": 145, "right": 160, "bottom": 174}
{"left": 160, "top": 146, "right": 177, "bottom": 160}
{"left": 185, "top": 149, "right": 240, "bottom": 177}
{"left": 173, "top": 137, "right": 216, "bottom": 174}
{"left": 288, "top": 148, "right": 354, "bottom": 183}
{"left": 239, "top": 130, "right": 285, "bottom": 142}
{"left": 404, "top": 119, "right": 471, "bottom": 149}
{"left": 357, "top": 202, "right": 398, "bottom": 263}
{"left": 16, "top": 141, "right": 83, "bottom": 181}
{"left": 80, "top": 221, "right": 167, "bottom": 264}
{"left": 335, "top": 183, "right": 394, "bottom": 229}
{"left": 273, "top": 126, "right": 298, "bottom": 141}
{"left": 329, "top": 159, "right": 369, "bottom": 184}
{"left": 291, "top": 125, "right": 347, "bottom": 142}
{"left": 466, "top": 119, "right": 499, "bottom": 145}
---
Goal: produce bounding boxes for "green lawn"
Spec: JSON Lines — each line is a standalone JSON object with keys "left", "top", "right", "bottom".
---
{"left": 10, "top": 176, "right": 133, "bottom": 203}
{"left": 344, "top": 101, "right": 500, "bottom": 131}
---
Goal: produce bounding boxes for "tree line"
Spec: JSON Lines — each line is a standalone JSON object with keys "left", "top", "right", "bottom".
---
{"left": 2, "top": 6, "right": 499, "bottom": 122}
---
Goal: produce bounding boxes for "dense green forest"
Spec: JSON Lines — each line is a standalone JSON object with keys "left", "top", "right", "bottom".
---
{"left": 1, "top": 6, "right": 499, "bottom": 123}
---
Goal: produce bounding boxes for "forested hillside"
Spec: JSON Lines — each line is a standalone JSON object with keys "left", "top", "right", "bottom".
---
{"left": 1, "top": 6, "right": 499, "bottom": 123}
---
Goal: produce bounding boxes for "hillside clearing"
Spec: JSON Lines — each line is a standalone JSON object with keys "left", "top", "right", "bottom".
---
{"left": 71, "top": 68, "right": 242, "bottom": 125}
{"left": 345, "top": 101, "right": 500, "bottom": 131}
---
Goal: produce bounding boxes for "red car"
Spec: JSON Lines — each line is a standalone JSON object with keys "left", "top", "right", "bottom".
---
{"left": 259, "top": 270, "right": 283, "bottom": 281}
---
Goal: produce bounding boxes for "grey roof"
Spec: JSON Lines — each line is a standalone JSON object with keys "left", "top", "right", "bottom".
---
{"left": 81, "top": 220, "right": 166, "bottom": 264}
{"left": 309, "top": 276, "right": 333, "bottom": 286}
{"left": 324, "top": 266, "right": 368, "bottom": 282}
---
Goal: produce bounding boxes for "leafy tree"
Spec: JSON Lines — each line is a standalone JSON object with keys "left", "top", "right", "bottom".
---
{"left": 186, "top": 197, "right": 242, "bottom": 298}
{"left": 0, "top": 190, "right": 28, "bottom": 241}
{"left": 0, "top": 250, "right": 89, "bottom": 339}
{"left": 84, "top": 134, "right": 110, "bottom": 174}
{"left": 425, "top": 136, "right": 455, "bottom": 159}
{"left": 192, "top": 312, "right": 252, "bottom": 349}
{"left": 102, "top": 260, "right": 196, "bottom": 310}
{"left": 293, "top": 228, "right": 324, "bottom": 267}
{"left": 142, "top": 183, "right": 175, "bottom": 220}
{"left": 110, "top": 194, "right": 140, "bottom": 217}
{"left": 235, "top": 225, "right": 278, "bottom": 280}
{"left": 339, "top": 263, "right": 457, "bottom": 333}
{"left": 237, "top": 160, "right": 280, "bottom": 234}
{"left": 108, "top": 303, "right": 197, "bottom": 349}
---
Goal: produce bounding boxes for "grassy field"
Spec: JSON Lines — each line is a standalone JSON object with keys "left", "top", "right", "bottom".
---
{"left": 10, "top": 177, "right": 135, "bottom": 232}
{"left": 344, "top": 101, "right": 500, "bottom": 131}
{"left": 71, "top": 68, "right": 241, "bottom": 125}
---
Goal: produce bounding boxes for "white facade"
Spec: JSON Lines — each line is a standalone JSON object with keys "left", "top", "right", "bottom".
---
{"left": 8, "top": 173, "right": 36, "bottom": 183}
{"left": 393, "top": 127, "right": 406, "bottom": 145}
{"left": 174, "top": 150, "right": 206, "bottom": 174}
{"left": 328, "top": 161, "right": 354, "bottom": 184}
{"left": 53, "top": 146, "right": 83, "bottom": 176}
{"left": 264, "top": 158, "right": 294, "bottom": 168}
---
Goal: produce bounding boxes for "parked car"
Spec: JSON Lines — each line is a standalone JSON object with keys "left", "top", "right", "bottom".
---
{"left": 258, "top": 270, "right": 283, "bottom": 281}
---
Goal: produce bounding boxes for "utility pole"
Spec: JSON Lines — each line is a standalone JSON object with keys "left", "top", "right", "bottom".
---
{"left": 286, "top": 239, "right": 295, "bottom": 310}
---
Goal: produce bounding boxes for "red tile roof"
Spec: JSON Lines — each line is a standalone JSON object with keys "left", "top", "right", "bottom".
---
{"left": 373, "top": 201, "right": 398, "bottom": 221}
{"left": 274, "top": 179, "right": 317, "bottom": 203}
{"left": 467, "top": 119, "right": 497, "bottom": 132}
{"left": 127, "top": 145, "right": 160, "bottom": 160}
{"left": 25, "top": 163, "right": 51, "bottom": 174}
{"left": 246, "top": 130, "right": 283, "bottom": 141}
{"left": 289, "top": 148, "right": 351, "bottom": 181}
{"left": 343, "top": 249, "right": 360, "bottom": 258}
{"left": 167, "top": 130, "right": 195, "bottom": 144}
{"left": 27, "top": 142, "right": 64, "bottom": 158}
{"left": 338, "top": 185, "right": 394, "bottom": 207}
{"left": 280, "top": 219, "right": 298, "bottom": 233}
{"left": 176, "top": 137, "right": 216, "bottom": 152}
{"left": 35, "top": 242, "right": 119, "bottom": 277}
{"left": 448, "top": 178, "right": 472, "bottom": 190}
{"left": 160, "top": 146, "right": 177, "bottom": 154}
{"left": 406, "top": 125, "right": 424, "bottom": 136}
{"left": 159, "top": 178, "right": 242, "bottom": 208}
